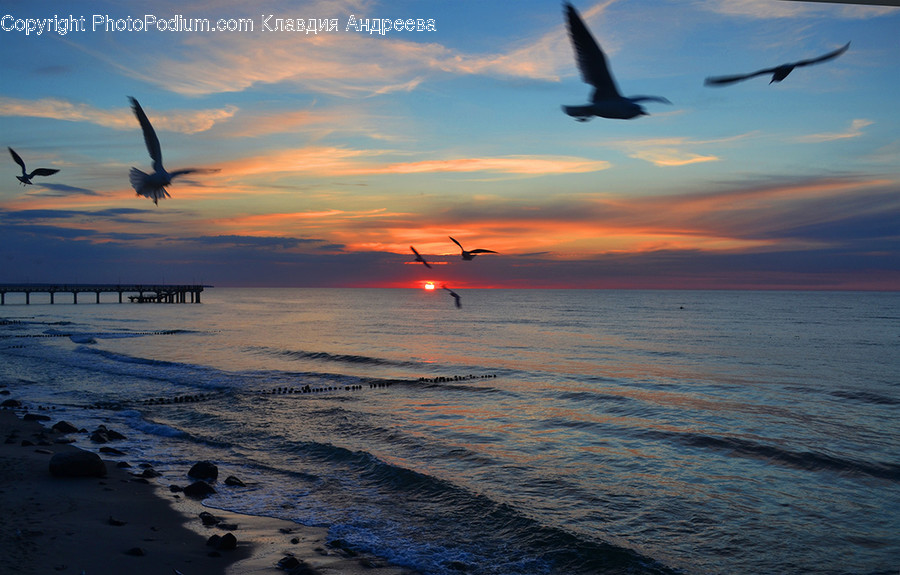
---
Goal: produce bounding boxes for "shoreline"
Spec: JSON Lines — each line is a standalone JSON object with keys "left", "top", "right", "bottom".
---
{"left": 0, "top": 406, "right": 417, "bottom": 575}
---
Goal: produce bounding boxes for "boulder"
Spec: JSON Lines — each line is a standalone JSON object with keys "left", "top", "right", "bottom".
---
{"left": 188, "top": 461, "right": 218, "bottom": 482}
{"left": 183, "top": 480, "right": 217, "bottom": 499}
{"left": 224, "top": 475, "right": 245, "bottom": 487}
{"left": 1, "top": 399, "right": 21, "bottom": 408}
{"left": 23, "top": 413, "right": 51, "bottom": 422}
{"left": 49, "top": 450, "right": 107, "bottom": 478}
{"left": 217, "top": 532, "right": 237, "bottom": 550}
{"left": 89, "top": 430, "right": 108, "bottom": 443}
{"left": 52, "top": 421, "right": 79, "bottom": 434}
{"left": 199, "top": 511, "right": 220, "bottom": 526}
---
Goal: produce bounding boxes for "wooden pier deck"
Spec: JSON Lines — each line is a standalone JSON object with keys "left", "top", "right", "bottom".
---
{"left": 0, "top": 284, "right": 208, "bottom": 305}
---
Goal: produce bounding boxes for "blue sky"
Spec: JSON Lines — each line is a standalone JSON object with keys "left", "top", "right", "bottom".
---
{"left": 1, "top": 0, "right": 898, "bottom": 289}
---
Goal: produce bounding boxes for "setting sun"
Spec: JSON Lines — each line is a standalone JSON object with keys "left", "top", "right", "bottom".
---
{"left": 423, "top": 282, "right": 436, "bottom": 290}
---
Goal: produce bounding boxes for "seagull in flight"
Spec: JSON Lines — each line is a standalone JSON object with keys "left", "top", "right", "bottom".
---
{"left": 562, "top": 3, "right": 670, "bottom": 121}
{"left": 449, "top": 237, "right": 497, "bottom": 261}
{"left": 705, "top": 42, "right": 850, "bottom": 86}
{"left": 129, "top": 96, "right": 213, "bottom": 205}
{"left": 443, "top": 286, "right": 461, "bottom": 309}
{"left": 410, "top": 246, "right": 432, "bottom": 268}
{"left": 8, "top": 147, "right": 59, "bottom": 186}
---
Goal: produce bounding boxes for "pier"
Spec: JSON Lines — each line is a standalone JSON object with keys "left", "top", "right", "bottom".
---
{"left": 0, "top": 284, "right": 208, "bottom": 305}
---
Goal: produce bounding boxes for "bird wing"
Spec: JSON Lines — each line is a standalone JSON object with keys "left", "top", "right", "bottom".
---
{"left": 449, "top": 236, "right": 464, "bottom": 250}
{"left": 704, "top": 68, "right": 774, "bottom": 86}
{"left": 794, "top": 42, "right": 850, "bottom": 68}
{"left": 410, "top": 246, "right": 432, "bottom": 268}
{"left": 468, "top": 249, "right": 498, "bottom": 255}
{"left": 129, "top": 97, "right": 163, "bottom": 171}
{"left": 8, "top": 147, "right": 26, "bottom": 174}
{"left": 168, "top": 168, "right": 219, "bottom": 180}
{"left": 705, "top": 43, "right": 849, "bottom": 86}
{"left": 565, "top": 4, "right": 621, "bottom": 99}
{"left": 630, "top": 95, "right": 671, "bottom": 104}
{"left": 28, "top": 168, "right": 59, "bottom": 178}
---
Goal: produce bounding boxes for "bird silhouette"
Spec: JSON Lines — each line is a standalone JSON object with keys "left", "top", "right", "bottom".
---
{"left": 8, "top": 147, "right": 59, "bottom": 185}
{"left": 129, "top": 97, "right": 214, "bottom": 205}
{"left": 449, "top": 237, "right": 497, "bottom": 261}
{"left": 705, "top": 42, "right": 850, "bottom": 86}
{"left": 410, "top": 246, "right": 432, "bottom": 268}
{"left": 443, "top": 286, "right": 461, "bottom": 308}
{"left": 562, "top": 3, "right": 670, "bottom": 121}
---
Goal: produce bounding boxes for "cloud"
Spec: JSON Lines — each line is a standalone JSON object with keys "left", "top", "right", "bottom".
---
{"left": 27, "top": 183, "right": 99, "bottom": 197}
{"left": 212, "top": 146, "right": 610, "bottom": 179}
{"left": 67, "top": 1, "right": 582, "bottom": 98}
{"left": 186, "top": 235, "right": 334, "bottom": 249}
{"left": 0, "top": 97, "right": 237, "bottom": 134}
{"left": 367, "top": 156, "right": 611, "bottom": 175}
{"left": 699, "top": 0, "right": 897, "bottom": 19}
{"left": 794, "top": 119, "right": 873, "bottom": 143}
{"left": 613, "top": 136, "right": 741, "bottom": 167}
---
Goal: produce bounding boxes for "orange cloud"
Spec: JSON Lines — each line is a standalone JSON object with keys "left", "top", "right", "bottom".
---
{"left": 209, "top": 147, "right": 609, "bottom": 179}
{"left": 794, "top": 119, "right": 873, "bottom": 143}
{"left": 0, "top": 96, "right": 237, "bottom": 134}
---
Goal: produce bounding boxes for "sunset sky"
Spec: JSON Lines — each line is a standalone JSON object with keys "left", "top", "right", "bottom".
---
{"left": 2, "top": 0, "right": 898, "bottom": 289}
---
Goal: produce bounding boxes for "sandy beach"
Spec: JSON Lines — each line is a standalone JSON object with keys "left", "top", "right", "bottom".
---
{"left": 0, "top": 405, "right": 417, "bottom": 575}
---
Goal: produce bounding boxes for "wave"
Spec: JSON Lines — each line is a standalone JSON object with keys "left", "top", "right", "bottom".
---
{"left": 249, "top": 346, "right": 422, "bottom": 369}
{"left": 644, "top": 429, "right": 900, "bottom": 482}
{"left": 830, "top": 389, "right": 899, "bottom": 406}
{"left": 119, "top": 410, "right": 188, "bottom": 438}
{"left": 263, "top": 438, "right": 678, "bottom": 575}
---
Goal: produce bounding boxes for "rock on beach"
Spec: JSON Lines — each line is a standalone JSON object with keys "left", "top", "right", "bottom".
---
{"left": 48, "top": 450, "right": 107, "bottom": 478}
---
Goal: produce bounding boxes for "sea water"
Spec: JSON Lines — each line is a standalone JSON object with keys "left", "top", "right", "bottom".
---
{"left": 1, "top": 288, "right": 897, "bottom": 574}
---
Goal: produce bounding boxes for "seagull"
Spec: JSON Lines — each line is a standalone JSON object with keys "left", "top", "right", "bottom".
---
{"left": 449, "top": 237, "right": 497, "bottom": 261}
{"left": 562, "top": 3, "right": 670, "bottom": 121}
{"left": 8, "top": 147, "right": 59, "bottom": 185}
{"left": 410, "top": 246, "right": 432, "bottom": 268}
{"left": 705, "top": 42, "right": 850, "bottom": 86}
{"left": 129, "top": 96, "right": 213, "bottom": 205}
{"left": 443, "top": 286, "right": 461, "bottom": 309}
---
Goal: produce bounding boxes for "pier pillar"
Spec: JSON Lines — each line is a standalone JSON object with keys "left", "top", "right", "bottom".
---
{"left": 95, "top": 291, "right": 101, "bottom": 304}
{"left": 25, "top": 292, "right": 30, "bottom": 305}
{"left": 1, "top": 293, "right": 4, "bottom": 305}
{"left": 73, "top": 291, "right": 78, "bottom": 304}
{"left": 50, "top": 292, "right": 55, "bottom": 304}
{"left": 118, "top": 292, "right": 123, "bottom": 303}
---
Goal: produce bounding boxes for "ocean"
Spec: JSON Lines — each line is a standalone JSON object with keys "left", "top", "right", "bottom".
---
{"left": 1, "top": 288, "right": 897, "bottom": 575}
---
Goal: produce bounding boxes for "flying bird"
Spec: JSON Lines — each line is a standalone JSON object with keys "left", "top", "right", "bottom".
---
{"left": 8, "top": 147, "right": 59, "bottom": 185}
{"left": 562, "top": 3, "right": 670, "bottom": 121}
{"left": 449, "top": 237, "right": 497, "bottom": 261}
{"left": 410, "top": 246, "right": 432, "bottom": 268}
{"left": 443, "top": 286, "right": 461, "bottom": 309}
{"left": 704, "top": 42, "right": 850, "bottom": 86}
{"left": 128, "top": 96, "right": 213, "bottom": 205}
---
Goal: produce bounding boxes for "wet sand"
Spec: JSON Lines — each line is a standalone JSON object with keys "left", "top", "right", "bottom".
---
{"left": 0, "top": 407, "right": 417, "bottom": 575}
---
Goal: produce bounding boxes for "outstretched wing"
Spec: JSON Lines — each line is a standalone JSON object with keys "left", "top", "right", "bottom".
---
{"left": 129, "top": 97, "right": 163, "bottom": 171}
{"left": 168, "top": 168, "right": 219, "bottom": 180}
{"left": 794, "top": 42, "right": 850, "bottom": 68}
{"left": 8, "top": 147, "right": 26, "bottom": 173}
{"left": 630, "top": 95, "right": 672, "bottom": 104}
{"left": 449, "top": 236, "right": 464, "bottom": 250}
{"left": 469, "top": 249, "right": 498, "bottom": 255}
{"left": 565, "top": 3, "right": 620, "bottom": 99}
{"left": 28, "top": 168, "right": 59, "bottom": 178}
{"left": 410, "top": 246, "right": 432, "bottom": 268}
{"left": 704, "top": 68, "right": 775, "bottom": 86}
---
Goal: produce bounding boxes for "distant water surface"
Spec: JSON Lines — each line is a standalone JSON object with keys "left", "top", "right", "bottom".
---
{"left": 1, "top": 289, "right": 897, "bottom": 574}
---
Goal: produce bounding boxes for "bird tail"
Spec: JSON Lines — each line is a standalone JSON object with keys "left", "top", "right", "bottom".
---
{"left": 130, "top": 167, "right": 169, "bottom": 205}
